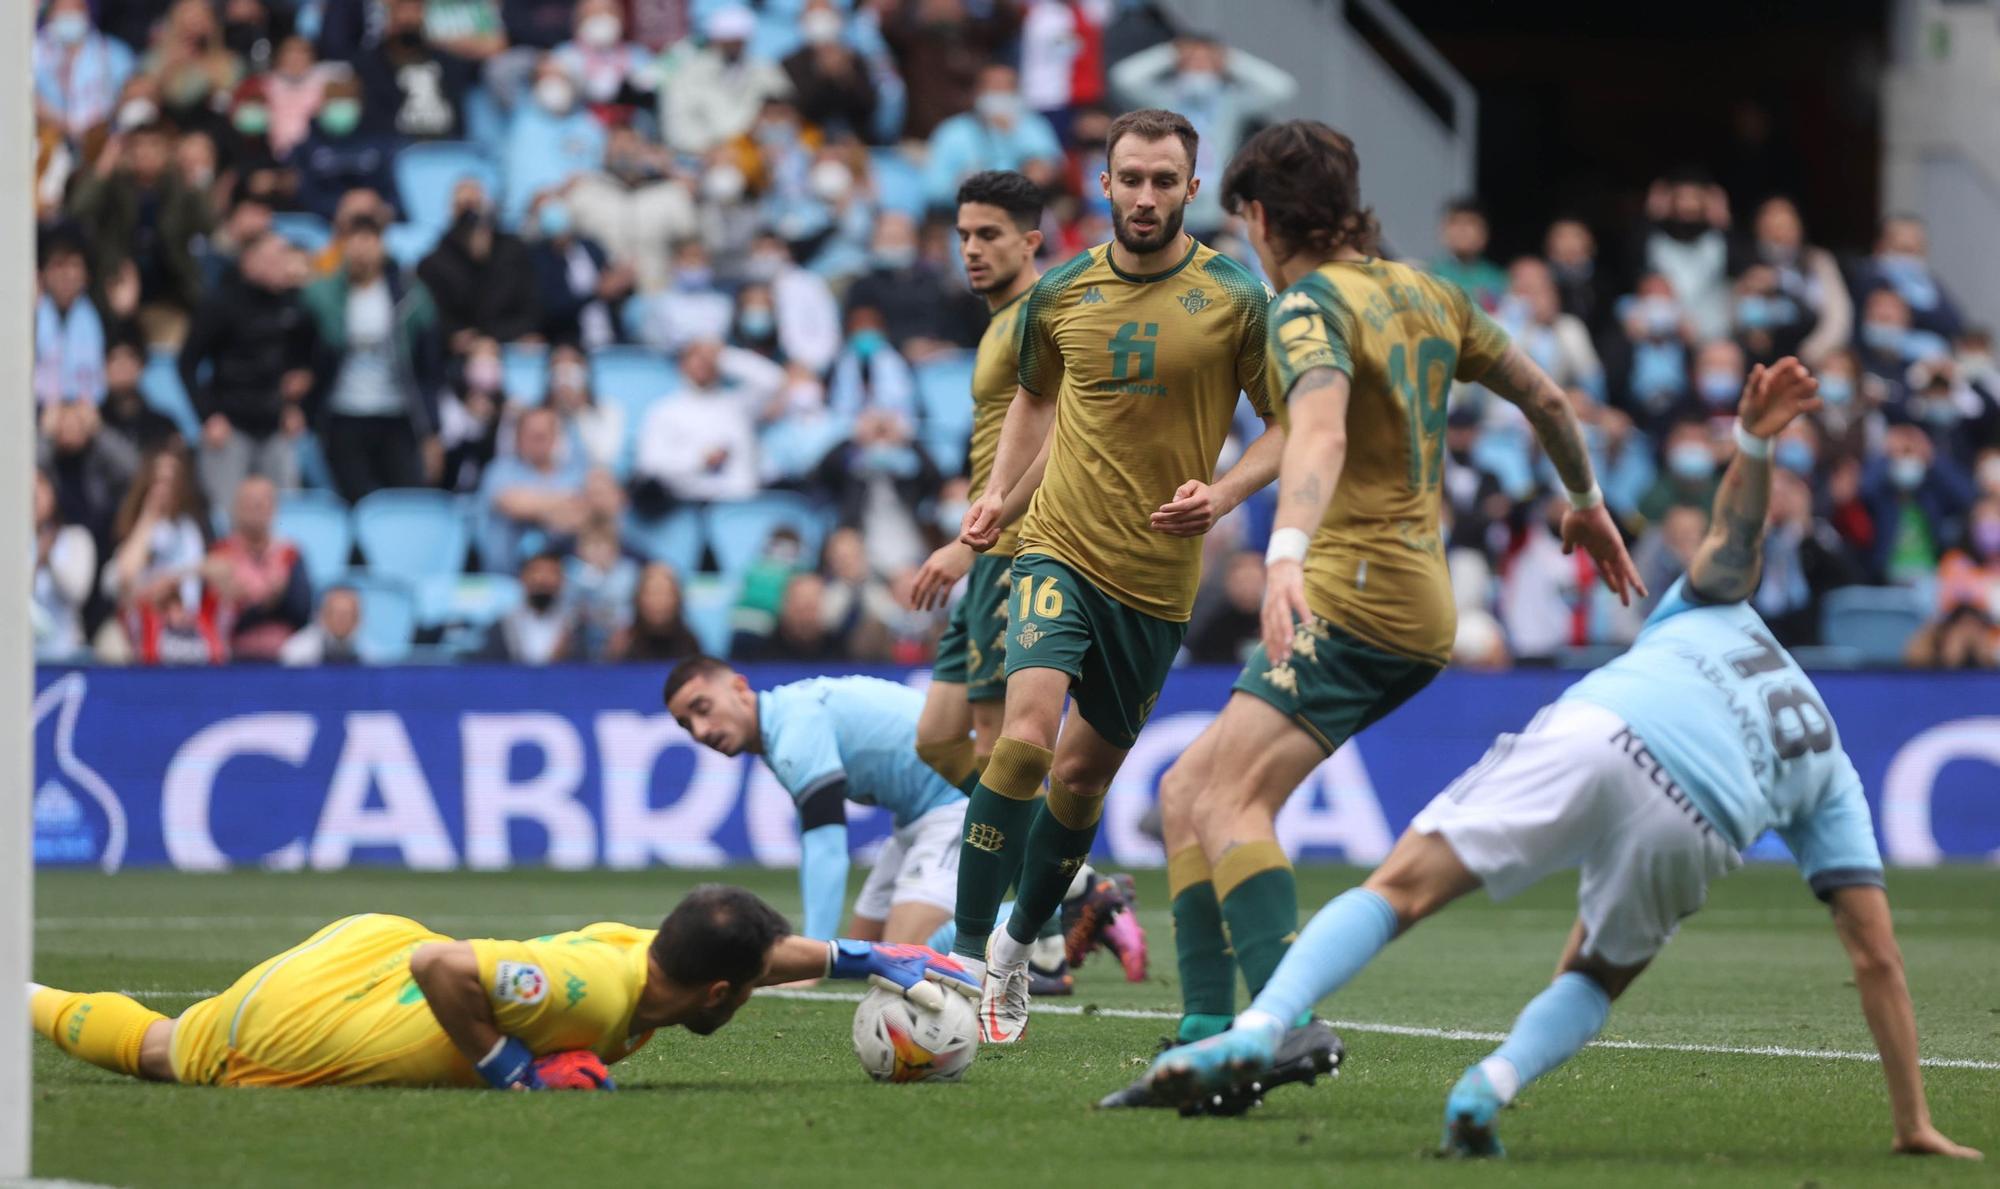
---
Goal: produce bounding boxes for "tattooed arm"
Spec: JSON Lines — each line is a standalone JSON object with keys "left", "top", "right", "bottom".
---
{"left": 1476, "top": 343, "right": 1596, "bottom": 496}
{"left": 1259, "top": 367, "right": 1349, "bottom": 661}
{"left": 1686, "top": 358, "right": 1821, "bottom": 603}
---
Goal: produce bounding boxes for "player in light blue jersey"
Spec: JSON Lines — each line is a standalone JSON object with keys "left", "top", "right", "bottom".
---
{"left": 665, "top": 658, "right": 967, "bottom": 946}
{"left": 1131, "top": 358, "right": 1981, "bottom": 1162}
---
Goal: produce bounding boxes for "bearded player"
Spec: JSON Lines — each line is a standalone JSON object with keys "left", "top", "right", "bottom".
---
{"left": 953, "top": 109, "right": 1283, "bottom": 1042}
{"left": 1105, "top": 121, "right": 1645, "bottom": 1107}
{"left": 30, "top": 885, "right": 972, "bottom": 1090}
{"left": 906, "top": 170, "right": 1148, "bottom": 990}
{"left": 1136, "top": 354, "right": 1981, "bottom": 1162}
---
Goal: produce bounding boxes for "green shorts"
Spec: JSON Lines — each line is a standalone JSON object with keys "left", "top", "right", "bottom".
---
{"left": 1003, "top": 553, "right": 1186, "bottom": 749}
{"left": 931, "top": 551, "right": 1014, "bottom": 702}
{"left": 1232, "top": 617, "right": 1441, "bottom": 756}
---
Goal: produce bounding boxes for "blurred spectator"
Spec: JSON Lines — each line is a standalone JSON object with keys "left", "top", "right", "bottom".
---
{"left": 140, "top": 0, "right": 244, "bottom": 128}
{"left": 1019, "top": 0, "right": 1104, "bottom": 131}
{"left": 425, "top": 0, "right": 509, "bottom": 62}
{"left": 179, "top": 232, "right": 316, "bottom": 512}
{"left": 922, "top": 64, "right": 1061, "bottom": 210}
{"left": 1428, "top": 198, "right": 1506, "bottom": 312}
{"left": 545, "top": 343, "right": 625, "bottom": 472}
{"left": 637, "top": 239, "right": 734, "bottom": 353}
{"left": 845, "top": 211, "right": 983, "bottom": 351}
{"left": 439, "top": 336, "right": 506, "bottom": 493}
{"left": 818, "top": 524, "right": 902, "bottom": 660}
{"left": 732, "top": 570, "right": 844, "bottom": 662}
{"left": 1540, "top": 389, "right": 1653, "bottom": 522}
{"left": 819, "top": 311, "right": 937, "bottom": 571}
{"left": 741, "top": 231, "right": 840, "bottom": 371}
{"left": 477, "top": 406, "right": 592, "bottom": 570}
{"left": 1185, "top": 550, "right": 1263, "bottom": 664}
{"left": 1544, "top": 217, "right": 1606, "bottom": 334}
{"left": 728, "top": 524, "right": 804, "bottom": 643}
{"left": 292, "top": 76, "right": 399, "bottom": 224}
{"left": 1443, "top": 407, "right": 1509, "bottom": 557}
{"left": 1736, "top": 196, "right": 1850, "bottom": 366}
{"left": 302, "top": 213, "right": 444, "bottom": 502}
{"left": 1638, "top": 419, "right": 1720, "bottom": 525}
{"left": 357, "top": 0, "right": 475, "bottom": 141}
{"left": 1631, "top": 504, "right": 1708, "bottom": 619}
{"left": 1905, "top": 358, "right": 1994, "bottom": 469}
{"left": 783, "top": 2, "right": 881, "bottom": 143}
{"left": 1499, "top": 494, "right": 1602, "bottom": 662}
{"left": 1936, "top": 496, "right": 2000, "bottom": 617}
{"left": 881, "top": 0, "right": 1022, "bottom": 140}
{"left": 1864, "top": 422, "right": 1975, "bottom": 585}
{"left": 1856, "top": 287, "right": 1951, "bottom": 387}
{"left": 1605, "top": 273, "right": 1694, "bottom": 432}
{"left": 634, "top": 339, "right": 785, "bottom": 506}
{"left": 1853, "top": 215, "right": 1964, "bottom": 341}
{"left": 479, "top": 550, "right": 578, "bottom": 663}
{"left": 66, "top": 119, "right": 211, "bottom": 342}
{"left": 35, "top": 234, "right": 110, "bottom": 408}
{"left": 280, "top": 585, "right": 363, "bottom": 665}
{"left": 500, "top": 0, "right": 575, "bottom": 52}
{"left": 263, "top": 36, "right": 330, "bottom": 159}
{"left": 197, "top": 190, "right": 272, "bottom": 291}
{"left": 33, "top": 469, "right": 98, "bottom": 663}
{"left": 1638, "top": 171, "right": 1732, "bottom": 341}
{"left": 529, "top": 198, "right": 631, "bottom": 349}
{"left": 1689, "top": 338, "right": 1748, "bottom": 425}
{"left": 34, "top": 0, "right": 137, "bottom": 145}
{"left": 565, "top": 515, "right": 641, "bottom": 658}
{"left": 569, "top": 124, "right": 696, "bottom": 293}
{"left": 99, "top": 336, "right": 180, "bottom": 455}
{"left": 103, "top": 446, "right": 217, "bottom": 665}
{"left": 1108, "top": 33, "right": 1296, "bottom": 236}
{"left": 1726, "top": 264, "right": 1812, "bottom": 368}
{"left": 660, "top": 5, "right": 791, "bottom": 155}
{"left": 732, "top": 282, "right": 782, "bottom": 362}
{"left": 501, "top": 56, "right": 607, "bottom": 227}
{"left": 39, "top": 400, "right": 139, "bottom": 554}
{"left": 419, "top": 180, "right": 540, "bottom": 349}
{"left": 551, "top": 0, "right": 659, "bottom": 113}
{"left": 1903, "top": 604, "right": 1997, "bottom": 670}
{"left": 608, "top": 562, "right": 702, "bottom": 662}
{"left": 1754, "top": 469, "right": 1857, "bottom": 646}
{"left": 206, "top": 476, "right": 311, "bottom": 661}
{"left": 1498, "top": 258, "right": 1601, "bottom": 398}
{"left": 218, "top": 0, "right": 282, "bottom": 73}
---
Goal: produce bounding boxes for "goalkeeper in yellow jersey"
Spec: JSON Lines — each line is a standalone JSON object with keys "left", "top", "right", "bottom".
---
{"left": 1104, "top": 120, "right": 1644, "bottom": 1109}
{"left": 29, "top": 885, "right": 973, "bottom": 1090}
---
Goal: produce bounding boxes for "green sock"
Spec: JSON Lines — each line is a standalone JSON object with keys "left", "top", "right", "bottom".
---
{"left": 1003, "top": 798, "right": 1100, "bottom": 946}
{"left": 950, "top": 739, "right": 1050, "bottom": 963}
{"left": 1216, "top": 840, "right": 1298, "bottom": 998}
{"left": 1168, "top": 846, "right": 1235, "bottom": 1035}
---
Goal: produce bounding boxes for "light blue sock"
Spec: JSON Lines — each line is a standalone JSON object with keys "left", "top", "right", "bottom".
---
{"left": 926, "top": 899, "right": 1015, "bottom": 956}
{"left": 1475, "top": 972, "right": 1612, "bottom": 1103}
{"left": 1244, "top": 887, "right": 1399, "bottom": 1027}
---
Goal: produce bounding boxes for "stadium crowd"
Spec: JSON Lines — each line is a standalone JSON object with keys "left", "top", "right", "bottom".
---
{"left": 29, "top": 0, "right": 2000, "bottom": 670}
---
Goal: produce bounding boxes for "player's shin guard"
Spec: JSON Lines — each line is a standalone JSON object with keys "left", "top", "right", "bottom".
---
{"left": 1168, "top": 846, "right": 1235, "bottom": 1041}
{"left": 1000, "top": 779, "right": 1101, "bottom": 949}
{"left": 1242, "top": 887, "right": 1398, "bottom": 1032}
{"left": 1215, "top": 840, "right": 1298, "bottom": 999}
{"left": 31, "top": 986, "right": 167, "bottom": 1078}
{"left": 950, "top": 737, "right": 1050, "bottom": 962}
{"left": 1475, "top": 972, "right": 1612, "bottom": 1104}
{"left": 916, "top": 737, "right": 979, "bottom": 795}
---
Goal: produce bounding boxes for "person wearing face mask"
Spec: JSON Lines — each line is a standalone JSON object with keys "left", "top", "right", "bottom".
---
{"left": 552, "top": 0, "right": 657, "bottom": 114}
{"left": 661, "top": 5, "right": 791, "bottom": 155}
{"left": 1935, "top": 496, "right": 2000, "bottom": 622}
{"left": 499, "top": 60, "right": 607, "bottom": 227}
{"left": 1605, "top": 274, "right": 1693, "bottom": 432}
{"left": 1639, "top": 420, "right": 1722, "bottom": 525}
{"left": 782, "top": 2, "right": 883, "bottom": 144}
{"left": 1498, "top": 257, "right": 1602, "bottom": 397}
{"left": 302, "top": 213, "right": 446, "bottom": 503}
{"left": 34, "top": 0, "right": 136, "bottom": 145}
{"left": 1635, "top": 170, "right": 1731, "bottom": 342}
{"left": 356, "top": 0, "right": 475, "bottom": 141}
{"left": 565, "top": 123, "right": 697, "bottom": 293}
{"left": 478, "top": 551, "right": 579, "bottom": 664}
{"left": 1732, "top": 197, "right": 1851, "bottom": 366}
{"left": 1862, "top": 421, "right": 1976, "bottom": 585}
{"left": 1855, "top": 215, "right": 1964, "bottom": 340}
{"left": 543, "top": 343, "right": 625, "bottom": 473}
{"left": 98, "top": 336, "right": 180, "bottom": 456}
{"left": 138, "top": 0, "right": 245, "bottom": 124}
{"left": 844, "top": 210, "right": 984, "bottom": 352}
{"left": 418, "top": 180, "right": 542, "bottom": 349}
{"left": 1690, "top": 339, "right": 1749, "bottom": 422}
{"left": 740, "top": 230, "right": 841, "bottom": 372}
{"left": 34, "top": 234, "right": 110, "bottom": 409}
{"left": 922, "top": 63, "right": 1063, "bottom": 209}
{"left": 636, "top": 239, "right": 736, "bottom": 354}
{"left": 528, "top": 199, "right": 628, "bottom": 350}
{"left": 292, "top": 78, "right": 398, "bottom": 224}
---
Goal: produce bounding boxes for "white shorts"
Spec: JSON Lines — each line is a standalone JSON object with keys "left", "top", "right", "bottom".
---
{"left": 852, "top": 800, "right": 966, "bottom": 921}
{"left": 1411, "top": 701, "right": 1742, "bottom": 967}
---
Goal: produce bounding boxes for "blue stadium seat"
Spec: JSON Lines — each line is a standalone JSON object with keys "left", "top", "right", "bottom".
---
{"left": 353, "top": 489, "right": 471, "bottom": 582}
{"left": 416, "top": 572, "right": 522, "bottom": 655}
{"left": 503, "top": 342, "right": 549, "bottom": 406}
{"left": 870, "top": 147, "right": 926, "bottom": 218}
{"left": 624, "top": 507, "right": 705, "bottom": 576}
{"left": 706, "top": 493, "right": 829, "bottom": 579}
{"left": 589, "top": 346, "right": 680, "bottom": 461}
{"left": 1820, "top": 586, "right": 1928, "bottom": 665}
{"left": 270, "top": 211, "right": 332, "bottom": 254}
{"left": 461, "top": 84, "right": 507, "bottom": 160}
{"left": 383, "top": 222, "right": 442, "bottom": 272}
{"left": 338, "top": 571, "right": 418, "bottom": 664}
{"left": 275, "top": 490, "right": 353, "bottom": 590}
{"left": 915, "top": 351, "right": 976, "bottom": 474}
{"left": 682, "top": 575, "right": 737, "bottom": 656}
{"left": 394, "top": 142, "right": 500, "bottom": 231}
{"left": 140, "top": 347, "right": 200, "bottom": 440}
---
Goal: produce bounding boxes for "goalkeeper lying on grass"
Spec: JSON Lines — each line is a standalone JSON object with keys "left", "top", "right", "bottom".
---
{"left": 30, "top": 884, "right": 972, "bottom": 1090}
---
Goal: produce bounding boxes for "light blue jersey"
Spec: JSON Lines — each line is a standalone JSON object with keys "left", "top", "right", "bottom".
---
{"left": 757, "top": 675, "right": 962, "bottom": 827}
{"left": 1562, "top": 578, "right": 1884, "bottom": 898}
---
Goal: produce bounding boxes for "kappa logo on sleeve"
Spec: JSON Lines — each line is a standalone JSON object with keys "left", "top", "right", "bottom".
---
{"left": 494, "top": 961, "right": 549, "bottom": 1005}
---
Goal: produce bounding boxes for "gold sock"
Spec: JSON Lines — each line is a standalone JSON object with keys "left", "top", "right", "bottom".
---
{"left": 33, "top": 987, "right": 166, "bottom": 1077}
{"left": 1045, "top": 777, "right": 1105, "bottom": 830}
{"left": 915, "top": 737, "right": 978, "bottom": 788}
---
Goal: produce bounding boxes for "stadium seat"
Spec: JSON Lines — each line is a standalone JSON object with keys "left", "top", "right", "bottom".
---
{"left": 461, "top": 84, "right": 507, "bottom": 159}
{"left": 706, "top": 492, "right": 829, "bottom": 579}
{"left": 624, "top": 507, "right": 705, "bottom": 577}
{"left": 589, "top": 346, "right": 680, "bottom": 462}
{"left": 416, "top": 572, "right": 522, "bottom": 655}
{"left": 353, "top": 489, "right": 471, "bottom": 582}
{"left": 383, "top": 222, "right": 442, "bottom": 272}
{"left": 503, "top": 342, "right": 549, "bottom": 406}
{"left": 682, "top": 575, "right": 737, "bottom": 656}
{"left": 338, "top": 571, "right": 418, "bottom": 663}
{"left": 275, "top": 490, "right": 353, "bottom": 590}
{"left": 870, "top": 147, "right": 926, "bottom": 218}
{"left": 270, "top": 211, "right": 332, "bottom": 254}
{"left": 140, "top": 347, "right": 201, "bottom": 441}
{"left": 915, "top": 351, "right": 977, "bottom": 474}
{"left": 393, "top": 142, "right": 500, "bottom": 231}
{"left": 1820, "top": 586, "right": 1928, "bottom": 665}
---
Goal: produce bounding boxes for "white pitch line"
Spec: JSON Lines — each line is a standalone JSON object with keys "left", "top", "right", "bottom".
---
{"left": 757, "top": 989, "right": 2000, "bottom": 1072}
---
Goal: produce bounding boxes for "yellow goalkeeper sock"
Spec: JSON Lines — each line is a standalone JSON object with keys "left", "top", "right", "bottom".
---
{"left": 31, "top": 984, "right": 166, "bottom": 1078}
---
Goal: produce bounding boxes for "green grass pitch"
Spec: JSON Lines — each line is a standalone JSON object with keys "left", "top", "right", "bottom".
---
{"left": 29, "top": 864, "right": 2000, "bottom": 1188}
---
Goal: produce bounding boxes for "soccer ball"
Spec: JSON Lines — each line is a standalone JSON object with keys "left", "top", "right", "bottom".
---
{"left": 851, "top": 986, "right": 978, "bottom": 1083}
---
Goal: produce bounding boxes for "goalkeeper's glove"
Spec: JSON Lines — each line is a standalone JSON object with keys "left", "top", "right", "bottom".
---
{"left": 826, "top": 940, "right": 978, "bottom": 1011}
{"left": 475, "top": 1036, "right": 545, "bottom": 1090}
{"left": 534, "top": 1050, "right": 616, "bottom": 1091}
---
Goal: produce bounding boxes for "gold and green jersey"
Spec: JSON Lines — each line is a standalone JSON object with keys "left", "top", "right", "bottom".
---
{"left": 1014, "top": 239, "right": 1272, "bottom": 622}
{"left": 968, "top": 287, "right": 1030, "bottom": 556}
{"left": 1267, "top": 257, "right": 1510, "bottom": 663}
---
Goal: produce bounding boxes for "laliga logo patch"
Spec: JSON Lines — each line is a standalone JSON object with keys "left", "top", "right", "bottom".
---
{"left": 495, "top": 961, "right": 549, "bottom": 1005}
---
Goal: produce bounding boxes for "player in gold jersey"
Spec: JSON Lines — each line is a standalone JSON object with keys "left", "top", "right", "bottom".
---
{"left": 1104, "top": 123, "right": 1646, "bottom": 1109}
{"left": 29, "top": 886, "right": 972, "bottom": 1090}
{"left": 951, "top": 110, "right": 1285, "bottom": 1043}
